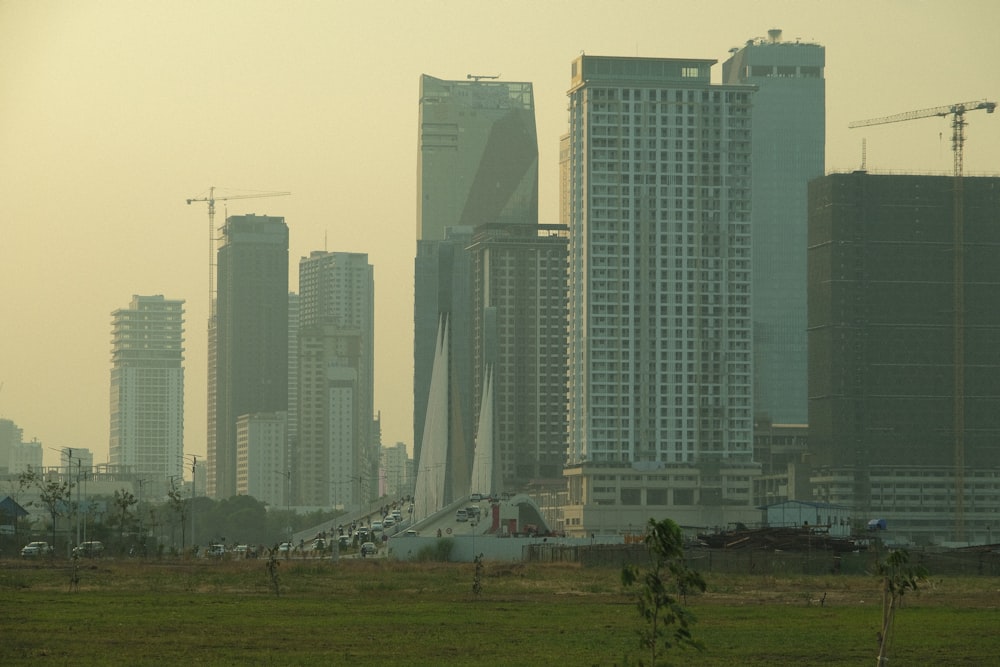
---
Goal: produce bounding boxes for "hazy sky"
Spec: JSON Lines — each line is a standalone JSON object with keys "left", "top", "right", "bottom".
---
{"left": 2, "top": 0, "right": 998, "bottom": 469}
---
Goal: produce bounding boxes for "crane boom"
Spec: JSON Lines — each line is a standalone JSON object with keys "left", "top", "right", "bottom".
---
{"left": 186, "top": 186, "right": 291, "bottom": 319}
{"left": 848, "top": 99, "right": 995, "bottom": 128}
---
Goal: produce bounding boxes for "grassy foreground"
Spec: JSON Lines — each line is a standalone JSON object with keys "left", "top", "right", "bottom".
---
{"left": 1, "top": 557, "right": 998, "bottom": 665}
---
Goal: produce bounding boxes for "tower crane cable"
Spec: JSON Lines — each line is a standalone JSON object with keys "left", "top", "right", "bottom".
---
{"left": 850, "top": 99, "right": 995, "bottom": 542}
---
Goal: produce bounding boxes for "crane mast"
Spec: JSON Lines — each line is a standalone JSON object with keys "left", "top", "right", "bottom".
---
{"left": 850, "top": 100, "right": 995, "bottom": 542}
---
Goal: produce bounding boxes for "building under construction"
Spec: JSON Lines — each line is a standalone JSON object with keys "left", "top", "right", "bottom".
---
{"left": 807, "top": 172, "right": 1000, "bottom": 545}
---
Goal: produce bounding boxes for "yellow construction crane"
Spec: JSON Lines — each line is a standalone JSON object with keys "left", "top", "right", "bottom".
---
{"left": 850, "top": 100, "right": 995, "bottom": 542}
{"left": 186, "top": 186, "right": 290, "bottom": 316}
{"left": 849, "top": 100, "right": 995, "bottom": 176}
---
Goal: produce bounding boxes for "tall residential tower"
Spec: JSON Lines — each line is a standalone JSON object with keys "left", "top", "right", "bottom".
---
{"left": 297, "top": 251, "right": 375, "bottom": 509}
{"left": 562, "top": 55, "right": 759, "bottom": 534}
{"left": 109, "top": 295, "right": 185, "bottom": 497}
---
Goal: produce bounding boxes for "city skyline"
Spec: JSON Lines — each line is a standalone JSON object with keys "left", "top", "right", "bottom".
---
{"left": 2, "top": 1, "right": 998, "bottom": 469}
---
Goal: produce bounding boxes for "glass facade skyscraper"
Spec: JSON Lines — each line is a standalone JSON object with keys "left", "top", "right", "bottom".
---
{"left": 416, "top": 75, "right": 537, "bottom": 241}
{"left": 414, "top": 74, "right": 539, "bottom": 509}
{"left": 723, "top": 31, "right": 825, "bottom": 425}
{"left": 209, "top": 214, "right": 288, "bottom": 499}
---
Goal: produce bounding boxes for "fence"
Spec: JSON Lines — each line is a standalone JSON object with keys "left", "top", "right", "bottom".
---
{"left": 523, "top": 543, "right": 1000, "bottom": 576}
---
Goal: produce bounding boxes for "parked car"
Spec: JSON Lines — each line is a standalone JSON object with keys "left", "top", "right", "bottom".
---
{"left": 277, "top": 542, "right": 293, "bottom": 555}
{"left": 72, "top": 541, "right": 105, "bottom": 558}
{"left": 360, "top": 541, "right": 377, "bottom": 557}
{"left": 206, "top": 544, "right": 226, "bottom": 558}
{"left": 21, "top": 541, "right": 53, "bottom": 558}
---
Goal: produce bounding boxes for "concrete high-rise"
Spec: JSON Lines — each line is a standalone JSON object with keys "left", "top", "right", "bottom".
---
{"left": 109, "top": 295, "right": 185, "bottom": 496}
{"left": 468, "top": 223, "right": 569, "bottom": 493}
{"left": 208, "top": 214, "right": 288, "bottom": 499}
{"left": 414, "top": 75, "right": 539, "bottom": 514}
{"left": 808, "top": 173, "right": 1000, "bottom": 544}
{"left": 562, "top": 55, "right": 759, "bottom": 535}
{"left": 723, "top": 29, "right": 825, "bottom": 425}
{"left": 296, "top": 251, "right": 374, "bottom": 510}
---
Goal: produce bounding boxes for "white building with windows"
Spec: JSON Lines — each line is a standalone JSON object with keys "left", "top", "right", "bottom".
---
{"left": 109, "top": 295, "right": 184, "bottom": 498}
{"left": 562, "top": 55, "right": 759, "bottom": 535}
{"left": 236, "top": 411, "right": 287, "bottom": 508}
{"left": 296, "top": 251, "right": 375, "bottom": 510}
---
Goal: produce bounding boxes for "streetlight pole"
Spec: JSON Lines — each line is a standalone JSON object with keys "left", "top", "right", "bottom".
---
{"left": 281, "top": 470, "right": 292, "bottom": 544}
{"left": 183, "top": 455, "right": 197, "bottom": 551}
{"left": 168, "top": 475, "right": 182, "bottom": 550}
{"left": 76, "top": 460, "right": 82, "bottom": 547}
{"left": 136, "top": 478, "right": 148, "bottom": 552}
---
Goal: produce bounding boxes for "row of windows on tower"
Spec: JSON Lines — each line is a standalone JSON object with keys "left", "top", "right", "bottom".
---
{"left": 588, "top": 88, "right": 751, "bottom": 105}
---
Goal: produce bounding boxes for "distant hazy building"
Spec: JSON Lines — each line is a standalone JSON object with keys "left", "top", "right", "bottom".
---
{"left": 723, "top": 29, "right": 825, "bottom": 425}
{"left": 381, "top": 441, "right": 412, "bottom": 500}
{"left": 0, "top": 419, "right": 23, "bottom": 474}
{"left": 562, "top": 55, "right": 759, "bottom": 535}
{"left": 9, "top": 439, "right": 42, "bottom": 475}
{"left": 752, "top": 420, "right": 810, "bottom": 507}
{"left": 808, "top": 173, "right": 1000, "bottom": 544}
{"left": 109, "top": 295, "right": 185, "bottom": 496}
{"left": 209, "top": 214, "right": 288, "bottom": 499}
{"left": 236, "top": 411, "right": 287, "bottom": 508}
{"left": 468, "top": 223, "right": 569, "bottom": 493}
{"left": 286, "top": 292, "right": 299, "bottom": 498}
{"left": 296, "top": 251, "right": 374, "bottom": 510}
{"left": 414, "top": 74, "right": 539, "bottom": 517}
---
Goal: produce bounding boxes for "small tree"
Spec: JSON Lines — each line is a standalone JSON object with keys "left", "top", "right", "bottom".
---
{"left": 622, "top": 517, "right": 706, "bottom": 666}
{"left": 19, "top": 468, "right": 72, "bottom": 551}
{"left": 112, "top": 489, "right": 138, "bottom": 549}
{"left": 167, "top": 483, "right": 188, "bottom": 551}
{"left": 875, "top": 548, "right": 927, "bottom": 665}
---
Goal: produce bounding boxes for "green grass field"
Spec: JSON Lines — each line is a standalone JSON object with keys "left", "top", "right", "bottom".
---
{"left": 1, "top": 558, "right": 997, "bottom": 665}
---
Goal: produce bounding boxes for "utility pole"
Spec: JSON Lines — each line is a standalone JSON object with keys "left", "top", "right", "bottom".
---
{"left": 183, "top": 455, "right": 197, "bottom": 551}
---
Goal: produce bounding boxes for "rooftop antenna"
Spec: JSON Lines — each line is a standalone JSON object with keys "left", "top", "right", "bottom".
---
{"left": 467, "top": 74, "right": 500, "bottom": 82}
